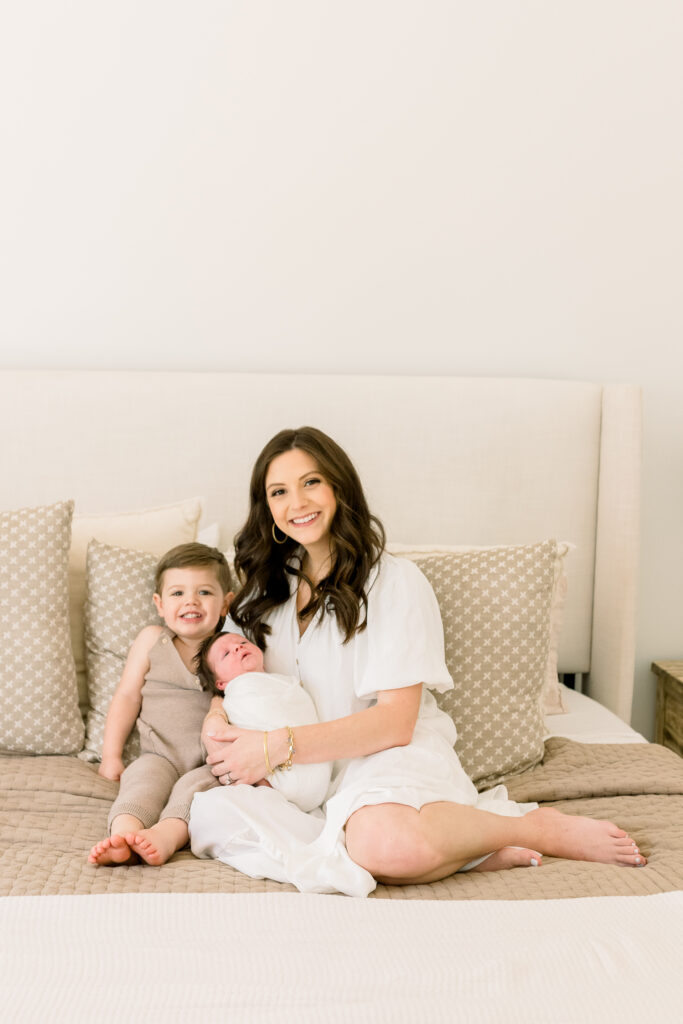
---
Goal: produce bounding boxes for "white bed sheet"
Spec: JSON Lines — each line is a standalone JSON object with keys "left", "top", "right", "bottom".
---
{"left": 1, "top": 891, "right": 680, "bottom": 1023}
{"left": 545, "top": 685, "right": 646, "bottom": 744}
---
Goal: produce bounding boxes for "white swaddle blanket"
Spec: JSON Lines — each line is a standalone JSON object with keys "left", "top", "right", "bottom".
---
{"left": 223, "top": 671, "right": 331, "bottom": 812}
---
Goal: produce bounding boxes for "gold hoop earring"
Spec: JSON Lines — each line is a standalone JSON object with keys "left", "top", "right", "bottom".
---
{"left": 272, "top": 523, "right": 288, "bottom": 545}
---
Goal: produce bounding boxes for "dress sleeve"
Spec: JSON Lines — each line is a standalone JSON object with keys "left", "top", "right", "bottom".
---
{"left": 354, "top": 555, "right": 454, "bottom": 700}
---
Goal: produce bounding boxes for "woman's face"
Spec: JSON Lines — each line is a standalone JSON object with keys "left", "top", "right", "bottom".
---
{"left": 265, "top": 448, "right": 337, "bottom": 552}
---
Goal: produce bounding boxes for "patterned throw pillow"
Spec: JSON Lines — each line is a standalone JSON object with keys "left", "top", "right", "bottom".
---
{"left": 409, "top": 541, "right": 559, "bottom": 788}
{"left": 81, "top": 540, "right": 162, "bottom": 763}
{"left": 0, "top": 500, "right": 84, "bottom": 755}
{"left": 389, "top": 541, "right": 568, "bottom": 716}
{"left": 69, "top": 498, "right": 203, "bottom": 713}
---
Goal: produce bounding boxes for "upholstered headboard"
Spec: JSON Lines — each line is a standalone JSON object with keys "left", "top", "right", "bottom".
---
{"left": 0, "top": 372, "right": 640, "bottom": 720}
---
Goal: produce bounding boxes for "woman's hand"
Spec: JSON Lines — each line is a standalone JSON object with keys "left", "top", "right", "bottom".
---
{"left": 206, "top": 724, "right": 283, "bottom": 786}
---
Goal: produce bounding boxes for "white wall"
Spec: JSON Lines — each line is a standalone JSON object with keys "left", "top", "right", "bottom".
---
{"left": 1, "top": 2, "right": 681, "bottom": 738}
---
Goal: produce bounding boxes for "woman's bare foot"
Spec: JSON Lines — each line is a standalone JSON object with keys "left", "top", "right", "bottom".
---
{"left": 125, "top": 818, "right": 189, "bottom": 866}
{"left": 529, "top": 808, "right": 646, "bottom": 866}
{"left": 471, "top": 846, "right": 542, "bottom": 872}
{"left": 88, "top": 833, "right": 140, "bottom": 866}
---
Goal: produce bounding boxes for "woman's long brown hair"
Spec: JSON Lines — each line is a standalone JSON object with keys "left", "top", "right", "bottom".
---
{"left": 230, "top": 426, "right": 385, "bottom": 648}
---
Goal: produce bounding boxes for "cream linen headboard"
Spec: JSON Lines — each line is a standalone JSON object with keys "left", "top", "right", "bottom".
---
{"left": 0, "top": 371, "right": 641, "bottom": 722}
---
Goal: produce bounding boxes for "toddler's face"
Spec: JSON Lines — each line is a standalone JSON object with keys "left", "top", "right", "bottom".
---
{"left": 153, "top": 566, "right": 230, "bottom": 642}
{"left": 208, "top": 633, "right": 264, "bottom": 689}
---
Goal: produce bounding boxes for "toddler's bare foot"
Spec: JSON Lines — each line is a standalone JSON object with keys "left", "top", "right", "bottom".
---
{"left": 472, "top": 846, "right": 542, "bottom": 872}
{"left": 529, "top": 808, "right": 646, "bottom": 866}
{"left": 125, "top": 818, "right": 189, "bottom": 866}
{"left": 88, "top": 833, "right": 140, "bottom": 866}
{"left": 125, "top": 829, "right": 173, "bottom": 866}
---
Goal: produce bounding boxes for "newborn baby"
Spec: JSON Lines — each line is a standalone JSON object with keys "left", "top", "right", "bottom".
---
{"left": 201, "top": 633, "right": 332, "bottom": 812}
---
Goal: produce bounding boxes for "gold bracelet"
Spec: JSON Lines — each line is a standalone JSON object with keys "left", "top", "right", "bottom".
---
{"left": 263, "top": 731, "right": 273, "bottom": 776}
{"left": 275, "top": 726, "right": 296, "bottom": 772}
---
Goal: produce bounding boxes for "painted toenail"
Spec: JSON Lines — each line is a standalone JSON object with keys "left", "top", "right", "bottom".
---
{"left": 530, "top": 858, "right": 539, "bottom": 867}
{"left": 635, "top": 857, "right": 641, "bottom": 864}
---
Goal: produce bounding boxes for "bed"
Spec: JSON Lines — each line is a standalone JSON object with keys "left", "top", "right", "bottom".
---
{"left": 0, "top": 371, "right": 681, "bottom": 1022}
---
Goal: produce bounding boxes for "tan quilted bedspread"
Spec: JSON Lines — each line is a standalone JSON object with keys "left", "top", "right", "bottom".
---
{"left": 1, "top": 738, "right": 682, "bottom": 900}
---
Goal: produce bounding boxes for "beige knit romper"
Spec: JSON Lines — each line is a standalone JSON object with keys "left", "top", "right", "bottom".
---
{"left": 107, "top": 626, "right": 218, "bottom": 831}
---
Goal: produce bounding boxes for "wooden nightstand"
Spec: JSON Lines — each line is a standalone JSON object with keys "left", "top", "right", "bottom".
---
{"left": 652, "top": 660, "right": 683, "bottom": 757}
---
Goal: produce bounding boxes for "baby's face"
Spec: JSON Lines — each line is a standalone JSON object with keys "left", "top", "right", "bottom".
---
{"left": 208, "top": 633, "right": 264, "bottom": 689}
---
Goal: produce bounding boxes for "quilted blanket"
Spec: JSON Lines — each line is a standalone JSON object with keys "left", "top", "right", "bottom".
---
{"left": 1, "top": 738, "right": 682, "bottom": 900}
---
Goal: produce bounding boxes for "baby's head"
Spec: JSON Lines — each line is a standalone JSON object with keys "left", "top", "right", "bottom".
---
{"left": 198, "top": 632, "right": 264, "bottom": 694}
{"left": 153, "top": 543, "right": 234, "bottom": 639}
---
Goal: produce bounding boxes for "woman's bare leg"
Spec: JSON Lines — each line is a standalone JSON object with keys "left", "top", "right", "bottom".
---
{"left": 344, "top": 802, "right": 645, "bottom": 885}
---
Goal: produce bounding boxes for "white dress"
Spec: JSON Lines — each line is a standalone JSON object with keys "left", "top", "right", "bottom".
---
{"left": 190, "top": 554, "right": 535, "bottom": 897}
{"left": 222, "top": 670, "right": 331, "bottom": 812}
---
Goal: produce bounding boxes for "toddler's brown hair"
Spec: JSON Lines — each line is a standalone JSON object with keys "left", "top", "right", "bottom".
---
{"left": 154, "top": 542, "right": 233, "bottom": 596}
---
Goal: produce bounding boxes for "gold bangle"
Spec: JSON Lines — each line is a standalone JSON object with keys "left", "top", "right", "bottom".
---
{"left": 263, "top": 731, "right": 273, "bottom": 776}
{"left": 275, "top": 726, "right": 296, "bottom": 772}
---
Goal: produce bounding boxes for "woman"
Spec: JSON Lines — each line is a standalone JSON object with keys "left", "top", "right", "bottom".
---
{"left": 189, "top": 427, "right": 645, "bottom": 896}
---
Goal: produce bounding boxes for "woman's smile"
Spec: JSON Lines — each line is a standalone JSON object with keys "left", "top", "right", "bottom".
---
{"left": 290, "top": 511, "right": 320, "bottom": 526}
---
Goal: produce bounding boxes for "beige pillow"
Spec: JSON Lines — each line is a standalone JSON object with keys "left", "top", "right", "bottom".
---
{"left": 542, "top": 564, "right": 568, "bottom": 715}
{"left": 403, "top": 540, "right": 560, "bottom": 788}
{"left": 69, "top": 498, "right": 202, "bottom": 712}
{"left": 0, "top": 500, "right": 84, "bottom": 755}
{"left": 81, "top": 540, "right": 163, "bottom": 763}
{"left": 388, "top": 541, "right": 568, "bottom": 716}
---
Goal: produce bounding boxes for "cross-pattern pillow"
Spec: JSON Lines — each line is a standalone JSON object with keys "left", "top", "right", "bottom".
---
{"left": 389, "top": 541, "right": 568, "bottom": 717}
{"left": 408, "top": 540, "right": 559, "bottom": 788}
{"left": 0, "top": 500, "right": 84, "bottom": 755}
{"left": 81, "top": 540, "right": 162, "bottom": 763}
{"left": 69, "top": 498, "right": 203, "bottom": 714}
